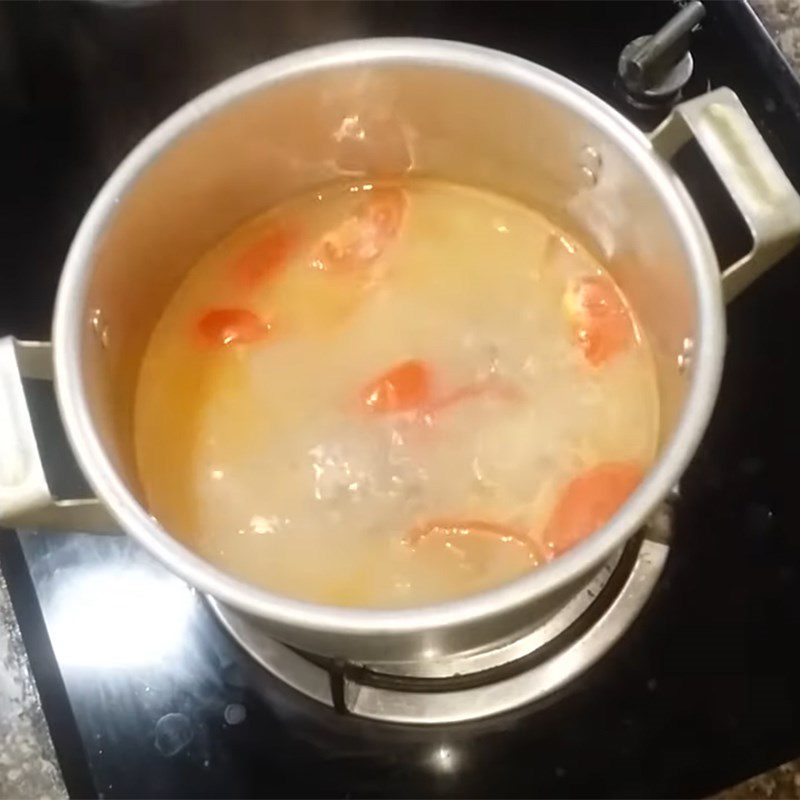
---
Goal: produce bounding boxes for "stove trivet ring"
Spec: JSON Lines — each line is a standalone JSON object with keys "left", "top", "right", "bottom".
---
{"left": 209, "top": 535, "right": 667, "bottom": 724}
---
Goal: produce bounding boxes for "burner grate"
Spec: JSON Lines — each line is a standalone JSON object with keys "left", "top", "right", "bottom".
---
{"left": 209, "top": 532, "right": 668, "bottom": 724}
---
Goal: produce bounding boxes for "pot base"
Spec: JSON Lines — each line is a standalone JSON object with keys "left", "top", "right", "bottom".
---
{"left": 208, "top": 530, "right": 668, "bottom": 724}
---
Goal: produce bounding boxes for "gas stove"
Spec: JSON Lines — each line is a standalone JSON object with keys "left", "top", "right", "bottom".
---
{"left": 3, "top": 1, "right": 800, "bottom": 797}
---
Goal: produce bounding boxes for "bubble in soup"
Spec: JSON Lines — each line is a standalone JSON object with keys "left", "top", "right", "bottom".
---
{"left": 134, "top": 179, "right": 659, "bottom": 608}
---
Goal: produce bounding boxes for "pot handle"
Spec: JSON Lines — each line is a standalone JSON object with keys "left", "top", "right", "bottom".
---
{"left": 0, "top": 336, "right": 116, "bottom": 533}
{"left": 649, "top": 87, "right": 800, "bottom": 301}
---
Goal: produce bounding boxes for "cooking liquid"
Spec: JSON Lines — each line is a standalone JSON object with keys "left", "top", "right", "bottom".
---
{"left": 134, "top": 179, "right": 659, "bottom": 607}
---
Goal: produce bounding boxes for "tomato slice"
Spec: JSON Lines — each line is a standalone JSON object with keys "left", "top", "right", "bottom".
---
{"left": 542, "top": 461, "right": 643, "bottom": 559}
{"left": 563, "top": 274, "right": 636, "bottom": 366}
{"left": 196, "top": 308, "right": 272, "bottom": 346}
{"left": 234, "top": 224, "right": 296, "bottom": 289}
{"left": 358, "top": 358, "right": 522, "bottom": 419}
{"left": 314, "top": 187, "right": 407, "bottom": 273}
{"left": 360, "top": 359, "right": 432, "bottom": 414}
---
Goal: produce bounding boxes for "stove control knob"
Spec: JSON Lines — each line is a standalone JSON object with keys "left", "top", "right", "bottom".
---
{"left": 618, "top": 1, "right": 705, "bottom": 106}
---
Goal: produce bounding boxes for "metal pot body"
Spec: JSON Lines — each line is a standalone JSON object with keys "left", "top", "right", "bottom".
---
{"left": 2, "top": 39, "right": 799, "bottom": 664}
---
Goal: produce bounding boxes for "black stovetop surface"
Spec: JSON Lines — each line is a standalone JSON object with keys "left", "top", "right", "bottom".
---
{"left": 3, "top": 2, "right": 800, "bottom": 797}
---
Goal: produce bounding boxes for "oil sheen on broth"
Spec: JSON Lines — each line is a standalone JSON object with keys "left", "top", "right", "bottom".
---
{"left": 134, "top": 179, "right": 659, "bottom": 608}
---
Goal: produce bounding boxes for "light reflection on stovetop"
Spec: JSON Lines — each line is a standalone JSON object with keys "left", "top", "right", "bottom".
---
{"left": 44, "top": 546, "right": 194, "bottom": 672}
{"left": 15, "top": 530, "right": 586, "bottom": 793}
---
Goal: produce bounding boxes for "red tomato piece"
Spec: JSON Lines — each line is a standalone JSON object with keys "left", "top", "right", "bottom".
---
{"left": 358, "top": 359, "right": 523, "bottom": 419}
{"left": 542, "top": 462, "right": 643, "bottom": 559}
{"left": 314, "top": 187, "right": 407, "bottom": 273}
{"left": 359, "top": 359, "right": 432, "bottom": 414}
{"left": 196, "top": 308, "right": 272, "bottom": 346}
{"left": 234, "top": 224, "right": 296, "bottom": 289}
{"left": 563, "top": 274, "right": 636, "bottom": 366}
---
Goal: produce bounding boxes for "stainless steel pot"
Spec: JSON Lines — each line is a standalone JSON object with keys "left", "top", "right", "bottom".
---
{"left": 2, "top": 39, "right": 799, "bottom": 664}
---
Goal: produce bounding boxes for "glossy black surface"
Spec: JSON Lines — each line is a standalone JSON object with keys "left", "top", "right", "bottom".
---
{"left": 3, "top": 2, "right": 800, "bottom": 797}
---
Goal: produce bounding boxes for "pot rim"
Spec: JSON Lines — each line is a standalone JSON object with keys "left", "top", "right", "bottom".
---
{"left": 53, "top": 37, "right": 724, "bottom": 638}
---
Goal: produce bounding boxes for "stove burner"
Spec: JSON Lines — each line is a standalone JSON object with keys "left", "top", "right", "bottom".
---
{"left": 209, "top": 532, "right": 668, "bottom": 724}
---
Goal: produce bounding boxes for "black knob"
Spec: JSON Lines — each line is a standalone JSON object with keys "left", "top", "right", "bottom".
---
{"left": 618, "top": 1, "right": 705, "bottom": 106}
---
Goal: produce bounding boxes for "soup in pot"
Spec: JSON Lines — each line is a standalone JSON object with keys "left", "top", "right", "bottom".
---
{"left": 134, "top": 178, "right": 658, "bottom": 607}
